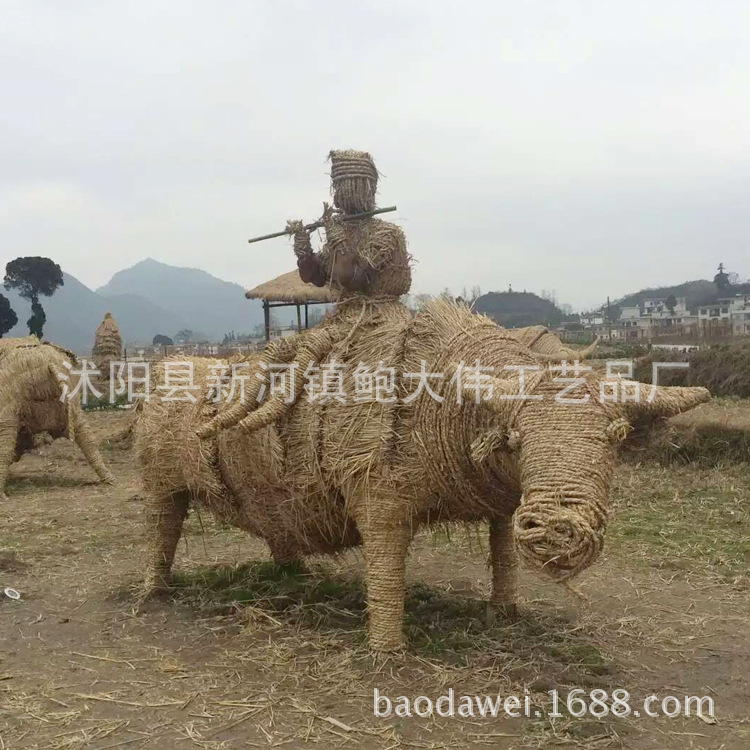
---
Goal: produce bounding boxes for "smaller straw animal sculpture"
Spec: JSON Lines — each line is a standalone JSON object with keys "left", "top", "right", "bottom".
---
{"left": 0, "top": 337, "right": 114, "bottom": 500}
{"left": 138, "top": 299, "right": 709, "bottom": 651}
{"left": 92, "top": 312, "right": 123, "bottom": 377}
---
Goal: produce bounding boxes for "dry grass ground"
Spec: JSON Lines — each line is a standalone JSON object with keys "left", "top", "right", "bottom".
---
{"left": 1, "top": 409, "right": 749, "bottom": 749}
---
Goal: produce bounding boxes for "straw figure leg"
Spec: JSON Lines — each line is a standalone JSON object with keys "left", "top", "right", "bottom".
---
{"left": 145, "top": 490, "right": 190, "bottom": 592}
{"left": 357, "top": 500, "right": 412, "bottom": 651}
{"left": 489, "top": 515, "right": 518, "bottom": 618}
{"left": 0, "top": 407, "right": 20, "bottom": 502}
{"left": 69, "top": 401, "right": 115, "bottom": 485}
{"left": 267, "top": 537, "right": 305, "bottom": 570}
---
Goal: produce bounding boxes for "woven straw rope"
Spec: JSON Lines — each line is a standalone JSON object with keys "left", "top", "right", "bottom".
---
{"left": 511, "top": 374, "right": 621, "bottom": 580}
{"left": 329, "top": 150, "right": 378, "bottom": 213}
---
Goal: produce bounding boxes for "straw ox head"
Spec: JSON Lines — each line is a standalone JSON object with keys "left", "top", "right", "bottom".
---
{"left": 460, "top": 366, "right": 709, "bottom": 580}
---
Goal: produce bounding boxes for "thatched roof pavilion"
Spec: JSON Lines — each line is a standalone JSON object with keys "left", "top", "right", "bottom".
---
{"left": 245, "top": 270, "right": 335, "bottom": 341}
{"left": 245, "top": 270, "right": 335, "bottom": 304}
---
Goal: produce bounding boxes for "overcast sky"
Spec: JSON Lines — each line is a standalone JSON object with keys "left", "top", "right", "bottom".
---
{"left": 2, "top": 1, "right": 749, "bottom": 310}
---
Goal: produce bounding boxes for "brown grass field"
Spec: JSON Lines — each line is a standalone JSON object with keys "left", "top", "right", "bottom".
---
{"left": 1, "top": 403, "right": 749, "bottom": 749}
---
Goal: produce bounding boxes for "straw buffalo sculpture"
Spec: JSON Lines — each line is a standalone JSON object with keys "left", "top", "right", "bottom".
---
{"left": 137, "top": 300, "right": 708, "bottom": 650}
{"left": 0, "top": 337, "right": 114, "bottom": 501}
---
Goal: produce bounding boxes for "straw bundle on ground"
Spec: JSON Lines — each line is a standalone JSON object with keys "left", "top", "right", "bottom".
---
{"left": 92, "top": 312, "right": 123, "bottom": 376}
{"left": 0, "top": 336, "right": 114, "bottom": 500}
{"left": 137, "top": 299, "right": 709, "bottom": 650}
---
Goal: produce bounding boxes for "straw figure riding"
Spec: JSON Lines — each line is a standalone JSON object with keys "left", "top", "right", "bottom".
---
{"left": 291, "top": 150, "right": 411, "bottom": 298}
{"left": 194, "top": 149, "right": 414, "bottom": 440}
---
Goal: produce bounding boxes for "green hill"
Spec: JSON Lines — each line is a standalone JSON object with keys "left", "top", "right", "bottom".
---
{"left": 615, "top": 280, "right": 719, "bottom": 310}
{"left": 474, "top": 291, "right": 569, "bottom": 328}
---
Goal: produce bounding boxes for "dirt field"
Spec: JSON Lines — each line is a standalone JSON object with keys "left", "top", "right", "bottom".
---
{"left": 1, "top": 409, "right": 749, "bottom": 749}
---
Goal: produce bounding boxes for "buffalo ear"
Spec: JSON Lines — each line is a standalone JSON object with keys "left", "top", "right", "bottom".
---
{"left": 625, "top": 385, "right": 710, "bottom": 419}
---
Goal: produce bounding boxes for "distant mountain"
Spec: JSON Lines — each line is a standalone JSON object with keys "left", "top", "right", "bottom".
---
{"left": 97, "top": 258, "right": 263, "bottom": 342}
{"left": 4, "top": 259, "right": 264, "bottom": 353}
{"left": 474, "top": 290, "right": 570, "bottom": 328}
{"left": 5, "top": 272, "right": 187, "bottom": 353}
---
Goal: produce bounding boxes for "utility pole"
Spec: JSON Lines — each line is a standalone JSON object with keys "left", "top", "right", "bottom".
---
{"left": 606, "top": 296, "right": 612, "bottom": 342}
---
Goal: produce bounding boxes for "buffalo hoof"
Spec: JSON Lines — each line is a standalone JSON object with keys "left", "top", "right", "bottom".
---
{"left": 368, "top": 631, "right": 406, "bottom": 653}
{"left": 137, "top": 576, "right": 174, "bottom": 603}
{"left": 272, "top": 559, "right": 307, "bottom": 575}
{"left": 486, "top": 600, "right": 519, "bottom": 627}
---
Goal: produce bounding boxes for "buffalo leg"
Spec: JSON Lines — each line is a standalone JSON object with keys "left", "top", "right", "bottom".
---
{"left": 489, "top": 515, "right": 518, "bottom": 616}
{"left": 0, "top": 409, "right": 20, "bottom": 501}
{"left": 146, "top": 491, "right": 190, "bottom": 591}
{"left": 360, "top": 519, "right": 410, "bottom": 651}
{"left": 267, "top": 537, "right": 303, "bottom": 569}
{"left": 69, "top": 403, "right": 115, "bottom": 484}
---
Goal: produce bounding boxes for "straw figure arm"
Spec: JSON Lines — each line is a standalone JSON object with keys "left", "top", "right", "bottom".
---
{"left": 291, "top": 215, "right": 372, "bottom": 293}
{"left": 289, "top": 220, "right": 328, "bottom": 288}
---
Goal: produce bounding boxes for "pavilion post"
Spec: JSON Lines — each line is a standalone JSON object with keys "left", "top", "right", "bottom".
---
{"left": 263, "top": 299, "right": 270, "bottom": 342}
{"left": 296, "top": 303, "right": 302, "bottom": 333}
{"left": 305, "top": 303, "right": 309, "bottom": 329}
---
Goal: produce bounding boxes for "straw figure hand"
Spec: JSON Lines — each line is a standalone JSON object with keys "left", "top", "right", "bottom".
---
{"left": 320, "top": 201, "right": 337, "bottom": 227}
{"left": 288, "top": 219, "right": 327, "bottom": 287}
{"left": 286, "top": 220, "right": 312, "bottom": 259}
